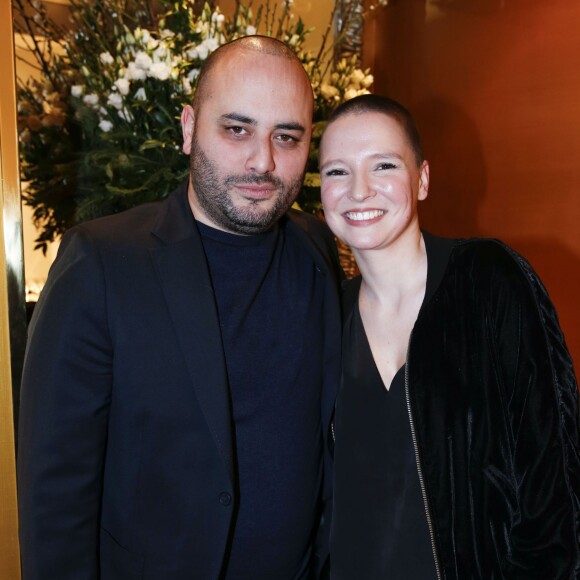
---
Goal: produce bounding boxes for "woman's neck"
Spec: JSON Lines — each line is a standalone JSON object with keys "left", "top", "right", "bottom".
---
{"left": 353, "top": 227, "right": 427, "bottom": 309}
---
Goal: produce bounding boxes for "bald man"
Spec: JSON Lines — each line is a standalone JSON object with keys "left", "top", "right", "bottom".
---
{"left": 18, "top": 36, "right": 342, "bottom": 580}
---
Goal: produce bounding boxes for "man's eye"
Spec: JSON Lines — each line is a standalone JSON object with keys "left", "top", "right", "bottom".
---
{"left": 226, "top": 126, "right": 246, "bottom": 136}
{"left": 377, "top": 162, "right": 397, "bottom": 171}
{"left": 276, "top": 134, "right": 298, "bottom": 144}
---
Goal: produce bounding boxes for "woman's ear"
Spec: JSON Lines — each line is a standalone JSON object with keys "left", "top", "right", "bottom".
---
{"left": 418, "top": 160, "right": 429, "bottom": 201}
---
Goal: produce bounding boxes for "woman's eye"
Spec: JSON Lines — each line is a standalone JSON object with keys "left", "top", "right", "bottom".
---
{"left": 324, "top": 168, "right": 347, "bottom": 177}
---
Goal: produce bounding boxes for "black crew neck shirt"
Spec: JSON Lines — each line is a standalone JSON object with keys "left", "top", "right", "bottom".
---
{"left": 197, "top": 219, "right": 325, "bottom": 580}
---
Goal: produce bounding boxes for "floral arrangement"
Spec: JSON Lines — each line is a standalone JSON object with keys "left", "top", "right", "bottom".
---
{"left": 14, "top": 0, "right": 373, "bottom": 253}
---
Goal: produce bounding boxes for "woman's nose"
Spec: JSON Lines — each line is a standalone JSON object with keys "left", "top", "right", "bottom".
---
{"left": 348, "top": 174, "right": 376, "bottom": 202}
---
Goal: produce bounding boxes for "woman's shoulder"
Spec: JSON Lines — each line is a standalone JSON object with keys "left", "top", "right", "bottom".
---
{"left": 447, "top": 237, "right": 549, "bottom": 308}
{"left": 451, "top": 237, "right": 533, "bottom": 278}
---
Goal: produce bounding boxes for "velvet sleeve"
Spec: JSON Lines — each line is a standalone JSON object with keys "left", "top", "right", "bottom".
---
{"left": 488, "top": 246, "right": 580, "bottom": 579}
{"left": 17, "top": 226, "right": 113, "bottom": 580}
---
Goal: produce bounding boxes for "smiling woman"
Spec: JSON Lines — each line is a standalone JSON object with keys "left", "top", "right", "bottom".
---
{"left": 320, "top": 93, "right": 580, "bottom": 579}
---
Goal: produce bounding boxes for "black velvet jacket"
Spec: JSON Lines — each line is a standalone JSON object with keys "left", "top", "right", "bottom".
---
{"left": 340, "top": 232, "right": 580, "bottom": 579}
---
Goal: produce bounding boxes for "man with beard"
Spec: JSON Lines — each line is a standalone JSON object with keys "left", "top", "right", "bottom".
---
{"left": 18, "top": 36, "right": 342, "bottom": 580}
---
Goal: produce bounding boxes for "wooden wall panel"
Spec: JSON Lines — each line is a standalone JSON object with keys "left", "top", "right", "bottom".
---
{"left": 364, "top": 0, "right": 580, "bottom": 367}
{"left": 0, "top": 0, "right": 23, "bottom": 575}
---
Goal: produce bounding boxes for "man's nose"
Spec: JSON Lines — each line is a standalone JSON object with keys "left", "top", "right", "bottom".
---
{"left": 245, "top": 137, "right": 276, "bottom": 174}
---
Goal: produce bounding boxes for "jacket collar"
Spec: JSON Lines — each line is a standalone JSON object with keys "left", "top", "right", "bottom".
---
{"left": 150, "top": 183, "right": 235, "bottom": 484}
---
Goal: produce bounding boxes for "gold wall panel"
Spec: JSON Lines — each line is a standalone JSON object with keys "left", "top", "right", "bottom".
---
{"left": 0, "top": 0, "right": 23, "bottom": 577}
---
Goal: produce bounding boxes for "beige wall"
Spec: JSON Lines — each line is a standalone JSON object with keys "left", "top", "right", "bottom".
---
{"left": 364, "top": 0, "right": 580, "bottom": 368}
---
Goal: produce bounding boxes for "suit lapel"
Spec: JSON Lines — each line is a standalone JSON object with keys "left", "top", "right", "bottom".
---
{"left": 150, "top": 185, "right": 235, "bottom": 483}
{"left": 285, "top": 218, "right": 342, "bottom": 436}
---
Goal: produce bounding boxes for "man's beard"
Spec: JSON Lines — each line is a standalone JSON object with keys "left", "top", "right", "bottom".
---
{"left": 190, "top": 136, "right": 304, "bottom": 235}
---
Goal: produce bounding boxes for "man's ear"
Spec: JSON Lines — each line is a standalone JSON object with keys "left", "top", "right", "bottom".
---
{"left": 418, "top": 160, "right": 429, "bottom": 201}
{"left": 181, "top": 105, "right": 195, "bottom": 155}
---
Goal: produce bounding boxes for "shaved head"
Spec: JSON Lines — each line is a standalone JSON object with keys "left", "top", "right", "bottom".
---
{"left": 193, "top": 36, "right": 312, "bottom": 114}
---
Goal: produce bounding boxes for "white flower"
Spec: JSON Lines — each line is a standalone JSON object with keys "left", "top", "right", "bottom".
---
{"left": 83, "top": 93, "right": 99, "bottom": 108}
{"left": 320, "top": 84, "right": 339, "bottom": 100}
{"left": 134, "top": 87, "right": 147, "bottom": 101}
{"left": 148, "top": 61, "right": 171, "bottom": 80}
{"left": 196, "top": 43, "right": 210, "bottom": 61}
{"left": 213, "top": 13, "right": 225, "bottom": 29}
{"left": 99, "top": 119, "right": 113, "bottom": 132}
{"left": 246, "top": 25, "right": 257, "bottom": 36}
{"left": 350, "top": 69, "right": 366, "bottom": 86}
{"left": 107, "top": 92, "right": 123, "bottom": 110}
{"left": 195, "top": 37, "right": 219, "bottom": 61}
{"left": 153, "top": 44, "right": 168, "bottom": 60}
{"left": 118, "top": 108, "right": 134, "bottom": 122}
{"left": 125, "top": 62, "right": 147, "bottom": 81}
{"left": 147, "top": 38, "right": 160, "bottom": 51}
{"left": 182, "top": 77, "right": 192, "bottom": 95}
{"left": 288, "top": 34, "right": 300, "bottom": 47}
{"left": 344, "top": 88, "right": 359, "bottom": 101}
{"left": 205, "top": 37, "right": 219, "bottom": 53}
{"left": 362, "top": 74, "right": 374, "bottom": 89}
{"left": 170, "top": 63, "right": 181, "bottom": 81}
{"left": 187, "top": 68, "right": 200, "bottom": 82}
{"left": 135, "top": 28, "right": 151, "bottom": 44}
{"left": 99, "top": 52, "right": 114, "bottom": 65}
{"left": 114, "top": 78, "right": 131, "bottom": 96}
{"left": 186, "top": 46, "right": 199, "bottom": 60}
{"left": 71, "top": 85, "right": 84, "bottom": 98}
{"left": 134, "top": 51, "right": 153, "bottom": 71}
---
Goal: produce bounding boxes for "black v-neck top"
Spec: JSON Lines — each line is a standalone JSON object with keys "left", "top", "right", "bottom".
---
{"left": 330, "top": 232, "right": 454, "bottom": 579}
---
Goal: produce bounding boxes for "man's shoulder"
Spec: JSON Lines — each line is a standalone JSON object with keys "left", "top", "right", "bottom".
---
{"left": 286, "top": 208, "right": 330, "bottom": 235}
{"left": 284, "top": 209, "right": 343, "bottom": 279}
{"left": 66, "top": 185, "right": 188, "bottom": 250}
{"left": 285, "top": 209, "right": 338, "bottom": 249}
{"left": 78, "top": 200, "right": 164, "bottom": 237}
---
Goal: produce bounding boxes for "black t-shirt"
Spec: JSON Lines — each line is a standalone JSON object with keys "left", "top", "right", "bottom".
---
{"left": 331, "top": 301, "right": 435, "bottom": 579}
{"left": 331, "top": 232, "right": 454, "bottom": 579}
{"left": 198, "top": 219, "right": 325, "bottom": 580}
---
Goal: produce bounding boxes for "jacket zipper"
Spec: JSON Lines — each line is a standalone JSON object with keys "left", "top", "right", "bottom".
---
{"left": 405, "top": 348, "right": 443, "bottom": 580}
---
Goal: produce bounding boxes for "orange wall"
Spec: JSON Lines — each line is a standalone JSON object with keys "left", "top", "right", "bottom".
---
{"left": 364, "top": 0, "right": 580, "bottom": 368}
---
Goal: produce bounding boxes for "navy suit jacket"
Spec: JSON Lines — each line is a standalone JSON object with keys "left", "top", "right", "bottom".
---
{"left": 17, "top": 183, "right": 342, "bottom": 579}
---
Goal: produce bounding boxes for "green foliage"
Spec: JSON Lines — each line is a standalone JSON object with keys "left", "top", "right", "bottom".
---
{"left": 14, "top": 0, "right": 374, "bottom": 252}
